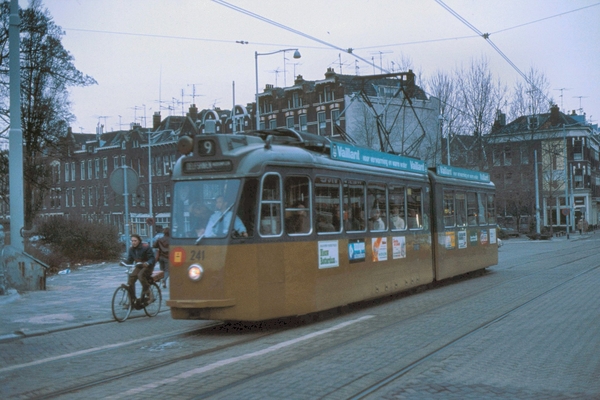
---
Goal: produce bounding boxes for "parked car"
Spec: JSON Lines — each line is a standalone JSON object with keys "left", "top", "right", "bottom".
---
{"left": 498, "top": 225, "right": 520, "bottom": 238}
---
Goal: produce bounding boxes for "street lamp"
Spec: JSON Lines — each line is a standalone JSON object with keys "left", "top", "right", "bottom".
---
{"left": 255, "top": 48, "right": 301, "bottom": 130}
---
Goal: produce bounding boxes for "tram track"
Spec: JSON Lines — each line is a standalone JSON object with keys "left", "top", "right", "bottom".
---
{"left": 7, "top": 238, "right": 597, "bottom": 399}
{"left": 347, "top": 262, "right": 600, "bottom": 399}
{"left": 184, "top": 242, "right": 600, "bottom": 399}
{"left": 27, "top": 322, "right": 282, "bottom": 400}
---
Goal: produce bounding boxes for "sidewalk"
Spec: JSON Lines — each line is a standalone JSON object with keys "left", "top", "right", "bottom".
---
{"left": 0, "top": 261, "right": 169, "bottom": 343}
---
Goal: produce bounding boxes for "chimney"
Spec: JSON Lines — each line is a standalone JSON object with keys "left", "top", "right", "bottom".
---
{"left": 294, "top": 75, "right": 305, "bottom": 85}
{"left": 325, "top": 67, "right": 336, "bottom": 79}
{"left": 550, "top": 104, "right": 560, "bottom": 120}
{"left": 153, "top": 111, "right": 161, "bottom": 130}
{"left": 188, "top": 104, "right": 198, "bottom": 121}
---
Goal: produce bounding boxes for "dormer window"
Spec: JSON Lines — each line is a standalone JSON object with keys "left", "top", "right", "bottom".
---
{"left": 527, "top": 116, "right": 538, "bottom": 130}
{"left": 121, "top": 141, "right": 126, "bottom": 150}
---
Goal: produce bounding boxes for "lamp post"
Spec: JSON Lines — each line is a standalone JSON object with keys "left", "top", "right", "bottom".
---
{"left": 255, "top": 48, "right": 301, "bottom": 130}
{"left": 148, "top": 130, "right": 153, "bottom": 242}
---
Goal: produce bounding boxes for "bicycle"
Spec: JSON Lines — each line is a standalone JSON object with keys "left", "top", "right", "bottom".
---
{"left": 111, "top": 261, "right": 163, "bottom": 322}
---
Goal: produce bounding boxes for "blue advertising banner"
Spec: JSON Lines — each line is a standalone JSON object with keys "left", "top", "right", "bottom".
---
{"left": 331, "top": 142, "right": 426, "bottom": 174}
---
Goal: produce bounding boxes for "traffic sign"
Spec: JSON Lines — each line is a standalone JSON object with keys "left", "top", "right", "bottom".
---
{"left": 110, "top": 166, "right": 139, "bottom": 195}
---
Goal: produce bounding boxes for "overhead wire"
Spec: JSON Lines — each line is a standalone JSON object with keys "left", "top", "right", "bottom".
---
{"left": 211, "top": 0, "right": 383, "bottom": 73}
{"left": 434, "top": 0, "right": 552, "bottom": 105}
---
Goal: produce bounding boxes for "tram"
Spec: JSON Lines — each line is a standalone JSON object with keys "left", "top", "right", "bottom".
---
{"left": 166, "top": 129, "right": 498, "bottom": 321}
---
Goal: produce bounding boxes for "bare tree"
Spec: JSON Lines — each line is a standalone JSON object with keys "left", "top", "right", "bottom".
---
{"left": 0, "top": 0, "right": 96, "bottom": 227}
{"left": 455, "top": 56, "right": 507, "bottom": 168}
{"left": 509, "top": 67, "right": 554, "bottom": 122}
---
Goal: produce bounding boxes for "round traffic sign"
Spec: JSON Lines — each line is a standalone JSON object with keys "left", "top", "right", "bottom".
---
{"left": 110, "top": 166, "right": 139, "bottom": 195}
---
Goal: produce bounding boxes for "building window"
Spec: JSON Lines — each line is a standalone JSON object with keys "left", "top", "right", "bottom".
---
{"left": 87, "top": 160, "right": 92, "bottom": 180}
{"left": 503, "top": 146, "right": 512, "bottom": 166}
{"left": 331, "top": 109, "right": 340, "bottom": 136}
{"left": 88, "top": 187, "right": 93, "bottom": 207}
{"left": 95, "top": 158, "right": 100, "bottom": 179}
{"left": 103, "top": 186, "right": 108, "bottom": 206}
{"left": 317, "top": 112, "right": 326, "bottom": 135}
{"left": 299, "top": 114, "right": 307, "bottom": 132}
{"left": 71, "top": 162, "right": 75, "bottom": 181}
{"left": 321, "top": 86, "right": 333, "bottom": 103}
{"left": 71, "top": 187, "right": 75, "bottom": 206}
{"left": 113, "top": 156, "right": 119, "bottom": 169}
{"left": 65, "top": 163, "right": 70, "bottom": 182}
{"left": 103, "top": 158, "right": 108, "bottom": 178}
{"left": 573, "top": 138, "right": 583, "bottom": 161}
{"left": 65, "top": 188, "right": 70, "bottom": 207}
{"left": 520, "top": 146, "right": 529, "bottom": 165}
{"left": 81, "top": 187, "right": 86, "bottom": 207}
{"left": 286, "top": 116, "right": 294, "bottom": 128}
{"left": 269, "top": 119, "right": 277, "bottom": 129}
{"left": 81, "top": 161, "right": 86, "bottom": 180}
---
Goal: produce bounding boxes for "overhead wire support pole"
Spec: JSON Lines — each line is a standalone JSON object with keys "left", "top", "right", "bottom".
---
{"left": 9, "top": 0, "right": 24, "bottom": 251}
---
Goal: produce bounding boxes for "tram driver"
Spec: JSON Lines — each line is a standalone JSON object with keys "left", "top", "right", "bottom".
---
{"left": 204, "top": 195, "right": 248, "bottom": 238}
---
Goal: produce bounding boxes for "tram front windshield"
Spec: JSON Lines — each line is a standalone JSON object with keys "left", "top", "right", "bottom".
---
{"left": 172, "top": 179, "right": 243, "bottom": 239}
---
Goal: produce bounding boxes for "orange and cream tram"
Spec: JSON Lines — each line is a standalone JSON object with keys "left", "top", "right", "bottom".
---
{"left": 166, "top": 129, "right": 498, "bottom": 321}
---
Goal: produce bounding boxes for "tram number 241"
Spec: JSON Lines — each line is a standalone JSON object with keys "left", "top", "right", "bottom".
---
{"left": 189, "top": 249, "right": 205, "bottom": 261}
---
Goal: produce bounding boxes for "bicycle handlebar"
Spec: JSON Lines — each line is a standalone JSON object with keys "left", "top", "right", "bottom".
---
{"left": 120, "top": 261, "right": 145, "bottom": 268}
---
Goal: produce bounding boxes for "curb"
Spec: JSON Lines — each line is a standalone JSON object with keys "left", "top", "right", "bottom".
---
{"left": 0, "top": 309, "right": 171, "bottom": 344}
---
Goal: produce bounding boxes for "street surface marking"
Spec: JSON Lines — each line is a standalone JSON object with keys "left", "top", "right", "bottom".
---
{"left": 0, "top": 328, "right": 196, "bottom": 374}
{"left": 108, "top": 315, "right": 375, "bottom": 399}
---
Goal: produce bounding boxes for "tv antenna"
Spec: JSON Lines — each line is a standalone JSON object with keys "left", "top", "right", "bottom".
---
{"left": 270, "top": 67, "right": 281, "bottom": 87}
{"left": 187, "top": 83, "right": 204, "bottom": 105}
{"left": 369, "top": 50, "right": 393, "bottom": 72}
{"left": 553, "top": 88, "right": 571, "bottom": 110}
{"left": 330, "top": 54, "right": 350, "bottom": 74}
{"left": 572, "top": 95, "right": 588, "bottom": 114}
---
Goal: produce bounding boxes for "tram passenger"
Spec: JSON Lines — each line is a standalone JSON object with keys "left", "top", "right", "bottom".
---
{"left": 407, "top": 208, "right": 420, "bottom": 229}
{"left": 189, "top": 202, "right": 211, "bottom": 237}
{"left": 317, "top": 214, "right": 335, "bottom": 232}
{"left": 351, "top": 208, "right": 366, "bottom": 231}
{"left": 285, "top": 203, "right": 310, "bottom": 234}
{"left": 369, "top": 208, "right": 385, "bottom": 230}
{"left": 390, "top": 206, "right": 406, "bottom": 229}
{"left": 204, "top": 195, "right": 248, "bottom": 238}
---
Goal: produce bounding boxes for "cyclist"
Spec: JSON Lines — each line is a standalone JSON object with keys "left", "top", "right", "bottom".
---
{"left": 126, "top": 234, "right": 156, "bottom": 305}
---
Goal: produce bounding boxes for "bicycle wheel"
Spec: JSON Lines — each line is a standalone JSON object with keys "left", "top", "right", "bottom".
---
{"left": 143, "top": 283, "right": 162, "bottom": 317}
{"left": 112, "top": 286, "right": 132, "bottom": 322}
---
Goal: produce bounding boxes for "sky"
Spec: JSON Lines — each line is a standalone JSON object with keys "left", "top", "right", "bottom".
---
{"left": 29, "top": 0, "right": 600, "bottom": 134}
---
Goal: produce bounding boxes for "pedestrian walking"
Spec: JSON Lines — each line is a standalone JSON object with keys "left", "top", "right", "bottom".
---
{"left": 153, "top": 227, "right": 170, "bottom": 288}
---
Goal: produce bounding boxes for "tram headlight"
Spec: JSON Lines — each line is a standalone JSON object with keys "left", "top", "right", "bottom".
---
{"left": 188, "top": 264, "right": 204, "bottom": 281}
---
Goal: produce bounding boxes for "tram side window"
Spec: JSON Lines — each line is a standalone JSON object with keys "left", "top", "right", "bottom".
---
{"left": 368, "top": 183, "right": 387, "bottom": 231}
{"left": 259, "top": 174, "right": 282, "bottom": 236}
{"left": 407, "top": 187, "right": 423, "bottom": 229}
{"left": 389, "top": 185, "right": 406, "bottom": 230}
{"left": 443, "top": 190, "right": 455, "bottom": 227}
{"left": 487, "top": 194, "right": 496, "bottom": 225}
{"left": 315, "top": 177, "right": 341, "bottom": 233}
{"left": 344, "top": 180, "right": 366, "bottom": 232}
{"left": 455, "top": 191, "right": 467, "bottom": 226}
{"left": 467, "top": 192, "right": 478, "bottom": 225}
{"left": 477, "top": 193, "right": 488, "bottom": 225}
{"left": 284, "top": 176, "right": 311, "bottom": 235}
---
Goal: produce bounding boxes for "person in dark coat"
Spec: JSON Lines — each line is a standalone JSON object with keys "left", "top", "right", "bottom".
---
{"left": 126, "top": 234, "right": 156, "bottom": 304}
{"left": 153, "top": 227, "right": 170, "bottom": 288}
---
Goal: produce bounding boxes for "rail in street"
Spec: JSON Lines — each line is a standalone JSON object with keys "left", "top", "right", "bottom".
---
{"left": 0, "top": 234, "right": 598, "bottom": 399}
